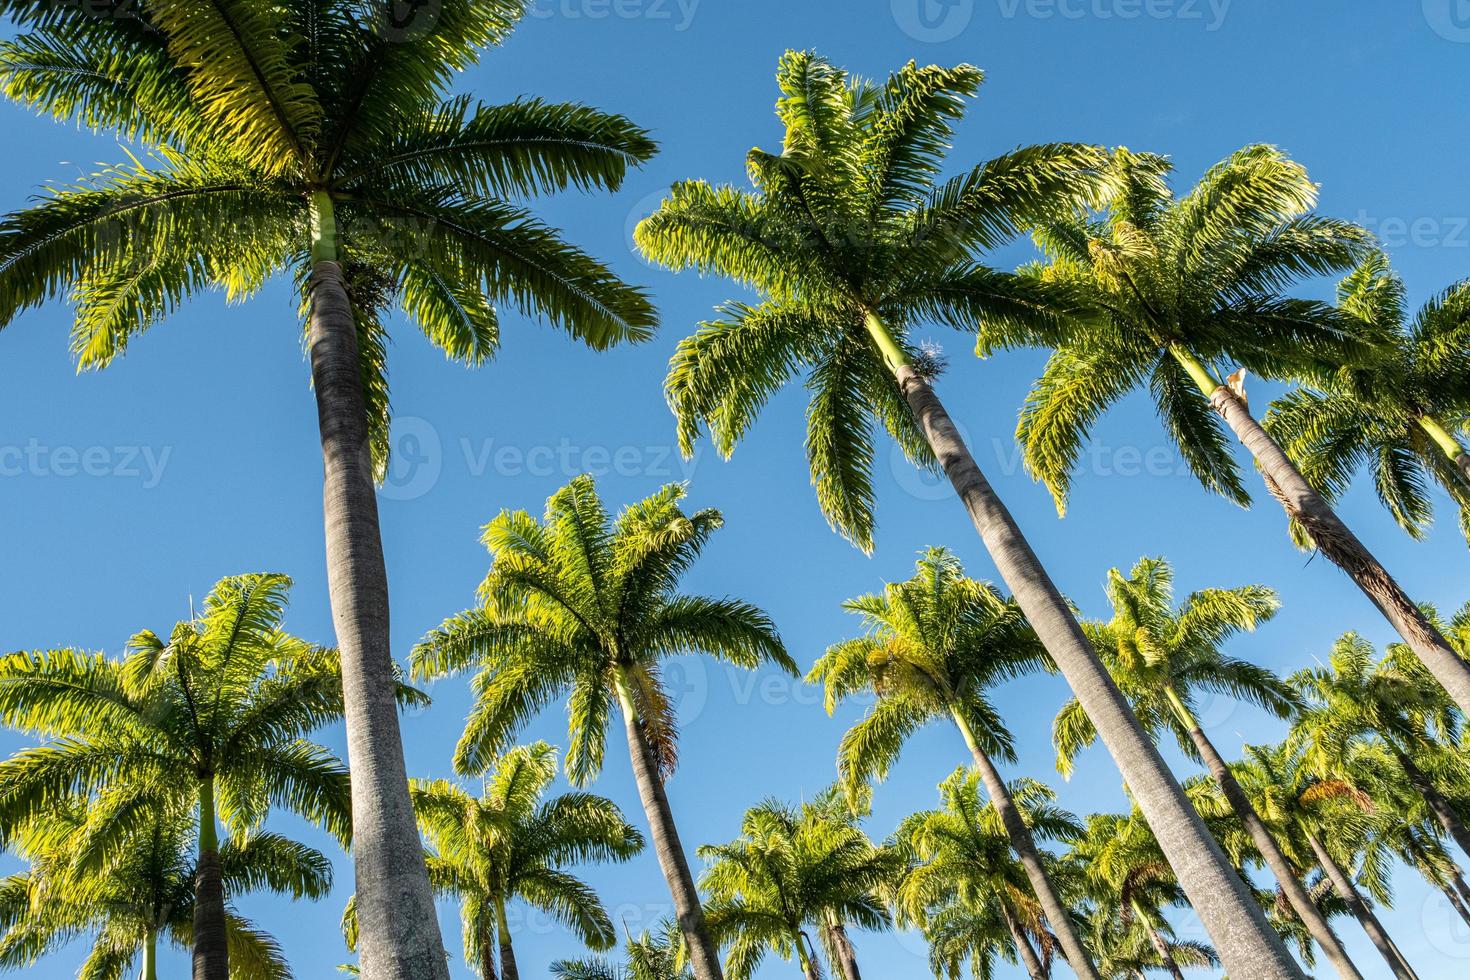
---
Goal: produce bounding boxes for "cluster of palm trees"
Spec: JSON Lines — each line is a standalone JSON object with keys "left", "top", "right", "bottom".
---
{"left": 0, "top": 2, "right": 1466, "bottom": 979}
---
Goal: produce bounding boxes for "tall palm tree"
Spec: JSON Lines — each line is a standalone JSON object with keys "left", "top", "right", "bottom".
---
{"left": 698, "top": 798, "right": 898, "bottom": 980}
{"left": 1289, "top": 632, "right": 1470, "bottom": 860}
{"left": 1051, "top": 556, "right": 1361, "bottom": 978}
{"left": 1067, "top": 812, "right": 1215, "bottom": 980}
{"left": 1229, "top": 743, "right": 1420, "bottom": 980}
{"left": 898, "top": 769, "right": 1085, "bottom": 980}
{"left": 551, "top": 921, "right": 693, "bottom": 980}
{"left": 1265, "top": 253, "right": 1470, "bottom": 543}
{"left": 809, "top": 547, "right": 1097, "bottom": 977}
{"left": 0, "top": 6, "right": 656, "bottom": 975}
{"left": 0, "top": 572, "right": 396, "bottom": 980}
{"left": 636, "top": 52, "right": 1299, "bottom": 976}
{"left": 994, "top": 145, "right": 1470, "bottom": 721}
{"left": 413, "top": 476, "right": 793, "bottom": 980}
{"left": 407, "top": 742, "right": 643, "bottom": 980}
{"left": 0, "top": 794, "right": 332, "bottom": 980}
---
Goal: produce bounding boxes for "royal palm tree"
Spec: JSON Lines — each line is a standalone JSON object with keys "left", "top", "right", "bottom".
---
{"left": 413, "top": 476, "right": 793, "bottom": 980}
{"left": 409, "top": 742, "right": 642, "bottom": 980}
{"left": 995, "top": 145, "right": 1470, "bottom": 721}
{"left": 898, "top": 770, "right": 1084, "bottom": 980}
{"left": 1265, "top": 253, "right": 1470, "bottom": 543}
{"left": 1229, "top": 743, "right": 1420, "bottom": 980}
{"left": 1067, "top": 812, "right": 1213, "bottom": 980}
{"left": 810, "top": 547, "right": 1097, "bottom": 976}
{"left": 0, "top": 794, "right": 332, "bottom": 980}
{"left": 551, "top": 921, "right": 693, "bottom": 980}
{"left": 1051, "top": 556, "right": 1361, "bottom": 978}
{"left": 636, "top": 53, "right": 1297, "bottom": 976}
{"left": 0, "top": 6, "right": 656, "bottom": 974}
{"left": 0, "top": 573, "right": 397, "bottom": 980}
{"left": 1289, "top": 632, "right": 1470, "bottom": 860}
{"left": 698, "top": 798, "right": 898, "bottom": 980}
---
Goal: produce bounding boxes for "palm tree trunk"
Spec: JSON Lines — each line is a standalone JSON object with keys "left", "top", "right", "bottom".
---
{"left": 1128, "top": 899, "right": 1184, "bottom": 980}
{"left": 1304, "top": 828, "right": 1419, "bottom": 980}
{"left": 193, "top": 775, "right": 228, "bottom": 980}
{"left": 950, "top": 710, "right": 1099, "bottom": 980}
{"left": 1418, "top": 416, "right": 1470, "bottom": 483}
{"left": 494, "top": 899, "right": 519, "bottom": 980}
{"left": 1442, "top": 881, "right": 1470, "bottom": 928}
{"left": 1166, "top": 689, "right": 1361, "bottom": 980}
{"left": 869, "top": 314, "right": 1304, "bottom": 980}
{"left": 1176, "top": 351, "right": 1470, "bottom": 717}
{"left": 821, "top": 920, "right": 862, "bottom": 980}
{"left": 1454, "top": 870, "right": 1470, "bottom": 910}
{"left": 307, "top": 193, "right": 449, "bottom": 980}
{"left": 1393, "top": 748, "right": 1470, "bottom": 860}
{"left": 613, "top": 671, "right": 724, "bottom": 980}
{"left": 144, "top": 928, "right": 159, "bottom": 980}
{"left": 796, "top": 932, "right": 823, "bottom": 980}
{"left": 999, "top": 905, "right": 1048, "bottom": 980}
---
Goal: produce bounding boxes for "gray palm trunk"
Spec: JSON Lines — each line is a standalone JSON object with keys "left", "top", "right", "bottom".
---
{"left": 478, "top": 922, "right": 500, "bottom": 980}
{"left": 999, "top": 905, "right": 1048, "bottom": 980}
{"left": 891, "top": 361, "right": 1305, "bottom": 979}
{"left": 1392, "top": 748, "right": 1470, "bottom": 860}
{"left": 495, "top": 901, "right": 519, "bottom": 980}
{"left": 950, "top": 713, "right": 1099, "bottom": 980}
{"left": 1137, "top": 913, "right": 1184, "bottom": 980}
{"left": 821, "top": 920, "right": 862, "bottom": 980}
{"left": 1456, "top": 453, "right": 1470, "bottom": 483}
{"left": 1207, "top": 386, "right": 1470, "bottom": 717}
{"left": 1455, "top": 871, "right": 1470, "bottom": 910}
{"left": 614, "top": 680, "right": 724, "bottom": 980}
{"left": 1442, "top": 882, "right": 1470, "bottom": 928}
{"left": 193, "top": 778, "right": 227, "bottom": 980}
{"left": 1304, "top": 828, "right": 1419, "bottom": 980}
{"left": 308, "top": 258, "right": 450, "bottom": 980}
{"left": 1177, "top": 708, "right": 1362, "bottom": 979}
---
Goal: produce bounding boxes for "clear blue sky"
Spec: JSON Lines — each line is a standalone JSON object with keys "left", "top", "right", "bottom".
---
{"left": 4, "top": 1, "right": 1470, "bottom": 976}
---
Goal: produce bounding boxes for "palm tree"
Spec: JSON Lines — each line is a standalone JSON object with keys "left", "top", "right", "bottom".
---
{"left": 635, "top": 52, "right": 1298, "bottom": 976}
{"left": 1051, "top": 556, "right": 1361, "bottom": 978}
{"left": 552, "top": 921, "right": 693, "bottom": 980}
{"left": 994, "top": 145, "right": 1470, "bottom": 721}
{"left": 698, "top": 798, "right": 898, "bottom": 980}
{"left": 0, "top": 7, "right": 656, "bottom": 975}
{"left": 1265, "top": 253, "right": 1470, "bottom": 543}
{"left": 0, "top": 573, "right": 394, "bottom": 980}
{"left": 413, "top": 476, "right": 793, "bottom": 980}
{"left": 0, "top": 793, "right": 332, "bottom": 980}
{"left": 898, "top": 769, "right": 1085, "bottom": 980}
{"left": 1289, "top": 632, "right": 1470, "bottom": 860}
{"left": 810, "top": 547, "right": 1097, "bottom": 976}
{"left": 404, "top": 742, "right": 643, "bottom": 980}
{"left": 1067, "top": 812, "right": 1216, "bottom": 980}
{"left": 1229, "top": 743, "right": 1420, "bottom": 980}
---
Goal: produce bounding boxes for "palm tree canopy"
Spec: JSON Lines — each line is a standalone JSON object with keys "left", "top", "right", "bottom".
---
{"left": 808, "top": 547, "right": 1052, "bottom": 796}
{"left": 698, "top": 797, "right": 899, "bottom": 980}
{"left": 412, "top": 475, "right": 793, "bottom": 784}
{"left": 981, "top": 145, "right": 1372, "bottom": 514}
{"left": 1264, "top": 252, "right": 1470, "bottom": 545}
{"left": 635, "top": 50, "right": 1107, "bottom": 549}
{"left": 0, "top": 0, "right": 658, "bottom": 473}
{"left": 412, "top": 741, "right": 643, "bottom": 957}
{"left": 1053, "top": 556, "right": 1300, "bottom": 775}
{"left": 551, "top": 920, "right": 694, "bottom": 980}
{"left": 0, "top": 573, "right": 409, "bottom": 846}
{"left": 0, "top": 794, "right": 330, "bottom": 980}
